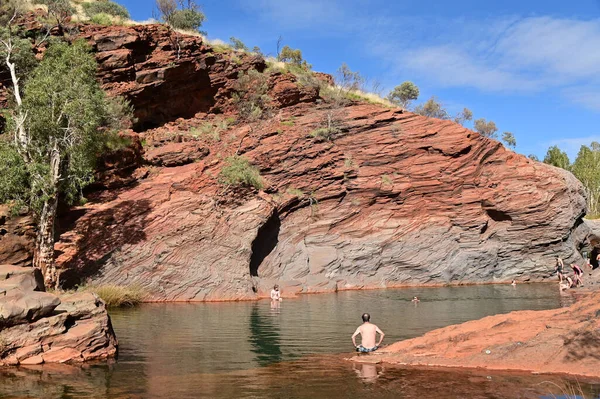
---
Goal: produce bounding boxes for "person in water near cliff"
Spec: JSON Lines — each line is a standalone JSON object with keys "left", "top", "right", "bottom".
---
{"left": 411, "top": 296, "right": 420, "bottom": 303}
{"left": 270, "top": 285, "right": 281, "bottom": 301}
{"left": 352, "top": 313, "right": 385, "bottom": 353}
{"left": 555, "top": 257, "right": 565, "bottom": 282}
{"left": 571, "top": 264, "right": 584, "bottom": 287}
{"left": 511, "top": 280, "right": 517, "bottom": 286}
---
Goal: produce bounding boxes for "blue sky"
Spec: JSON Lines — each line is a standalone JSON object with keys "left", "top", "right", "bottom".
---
{"left": 118, "top": 0, "right": 600, "bottom": 161}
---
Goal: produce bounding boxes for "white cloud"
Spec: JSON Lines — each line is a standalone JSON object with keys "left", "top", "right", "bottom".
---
{"left": 378, "top": 17, "right": 600, "bottom": 96}
{"left": 238, "top": 0, "right": 347, "bottom": 32}
{"left": 239, "top": 0, "right": 600, "bottom": 111}
{"left": 496, "top": 17, "right": 600, "bottom": 81}
{"left": 563, "top": 87, "right": 600, "bottom": 112}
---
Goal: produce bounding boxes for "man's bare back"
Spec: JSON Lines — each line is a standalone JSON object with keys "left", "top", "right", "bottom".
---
{"left": 352, "top": 313, "right": 385, "bottom": 352}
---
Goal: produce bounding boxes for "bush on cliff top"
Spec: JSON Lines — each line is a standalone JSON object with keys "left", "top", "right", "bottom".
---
{"left": 219, "top": 156, "right": 264, "bottom": 190}
{"left": 82, "top": 1, "right": 130, "bottom": 19}
{"left": 156, "top": 0, "right": 205, "bottom": 33}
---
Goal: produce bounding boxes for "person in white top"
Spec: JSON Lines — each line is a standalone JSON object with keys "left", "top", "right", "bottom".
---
{"left": 270, "top": 285, "right": 281, "bottom": 301}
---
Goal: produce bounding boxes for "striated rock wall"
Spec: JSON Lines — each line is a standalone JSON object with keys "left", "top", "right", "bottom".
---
{"left": 54, "top": 102, "right": 588, "bottom": 301}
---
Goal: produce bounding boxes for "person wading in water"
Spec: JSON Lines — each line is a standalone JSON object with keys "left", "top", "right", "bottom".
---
{"left": 352, "top": 313, "right": 385, "bottom": 353}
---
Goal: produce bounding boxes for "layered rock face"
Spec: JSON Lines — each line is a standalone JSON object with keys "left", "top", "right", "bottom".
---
{"left": 0, "top": 22, "right": 590, "bottom": 301}
{"left": 54, "top": 102, "right": 588, "bottom": 301}
{"left": 0, "top": 206, "right": 35, "bottom": 267}
{"left": 0, "top": 265, "right": 117, "bottom": 365}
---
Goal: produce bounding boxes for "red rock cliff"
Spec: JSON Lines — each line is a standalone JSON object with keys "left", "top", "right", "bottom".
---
{"left": 0, "top": 22, "right": 590, "bottom": 301}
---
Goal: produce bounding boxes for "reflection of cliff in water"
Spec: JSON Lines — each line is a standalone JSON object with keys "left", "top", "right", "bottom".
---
{"left": 249, "top": 304, "right": 282, "bottom": 366}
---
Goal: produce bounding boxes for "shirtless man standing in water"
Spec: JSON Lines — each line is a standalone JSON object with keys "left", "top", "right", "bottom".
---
{"left": 352, "top": 313, "right": 385, "bottom": 353}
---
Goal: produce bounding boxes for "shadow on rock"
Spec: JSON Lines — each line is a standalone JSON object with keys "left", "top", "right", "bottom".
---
{"left": 564, "top": 327, "right": 600, "bottom": 362}
{"left": 58, "top": 199, "right": 153, "bottom": 288}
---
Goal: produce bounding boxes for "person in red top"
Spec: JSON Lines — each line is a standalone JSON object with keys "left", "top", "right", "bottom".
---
{"left": 571, "top": 264, "right": 584, "bottom": 287}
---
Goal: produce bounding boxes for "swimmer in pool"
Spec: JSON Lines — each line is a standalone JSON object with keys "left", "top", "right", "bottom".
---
{"left": 352, "top": 313, "right": 385, "bottom": 353}
{"left": 270, "top": 285, "right": 281, "bottom": 301}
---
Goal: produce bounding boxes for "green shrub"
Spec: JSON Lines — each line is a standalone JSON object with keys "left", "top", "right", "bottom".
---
{"left": 189, "top": 120, "right": 226, "bottom": 142}
{"left": 212, "top": 43, "right": 231, "bottom": 54}
{"left": 104, "top": 133, "right": 133, "bottom": 151}
{"left": 281, "top": 117, "right": 295, "bottom": 127}
{"left": 90, "top": 12, "right": 114, "bottom": 26}
{"left": 232, "top": 70, "right": 271, "bottom": 121}
{"left": 0, "top": 141, "right": 28, "bottom": 207}
{"left": 278, "top": 45, "right": 311, "bottom": 70}
{"left": 169, "top": 8, "right": 205, "bottom": 31}
{"left": 219, "top": 156, "right": 264, "bottom": 189}
{"left": 84, "top": 284, "right": 145, "bottom": 308}
{"left": 230, "top": 36, "right": 248, "bottom": 51}
{"left": 310, "top": 127, "right": 340, "bottom": 141}
{"left": 82, "top": 1, "right": 130, "bottom": 19}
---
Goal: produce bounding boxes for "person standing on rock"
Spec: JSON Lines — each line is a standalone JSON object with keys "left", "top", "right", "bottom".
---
{"left": 571, "top": 264, "right": 584, "bottom": 287}
{"left": 352, "top": 313, "right": 385, "bottom": 353}
{"left": 555, "top": 257, "right": 565, "bottom": 282}
{"left": 270, "top": 285, "right": 281, "bottom": 301}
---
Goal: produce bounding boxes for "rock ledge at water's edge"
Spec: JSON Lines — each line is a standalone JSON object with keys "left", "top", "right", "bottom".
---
{"left": 0, "top": 265, "right": 117, "bottom": 366}
{"left": 356, "top": 288, "right": 600, "bottom": 379}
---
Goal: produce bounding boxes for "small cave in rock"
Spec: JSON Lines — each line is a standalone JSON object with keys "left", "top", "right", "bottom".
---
{"left": 485, "top": 209, "right": 513, "bottom": 223}
{"left": 249, "top": 210, "right": 281, "bottom": 277}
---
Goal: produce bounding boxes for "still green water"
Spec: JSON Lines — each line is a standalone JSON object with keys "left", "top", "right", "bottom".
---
{"left": 0, "top": 285, "right": 598, "bottom": 398}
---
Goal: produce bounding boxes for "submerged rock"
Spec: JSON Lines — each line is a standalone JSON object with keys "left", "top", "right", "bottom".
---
{"left": 0, "top": 266, "right": 117, "bottom": 366}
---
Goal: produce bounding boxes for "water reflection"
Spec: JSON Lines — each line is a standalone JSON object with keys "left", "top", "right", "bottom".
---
{"left": 1, "top": 284, "right": 598, "bottom": 398}
{"left": 249, "top": 303, "right": 283, "bottom": 366}
{"left": 352, "top": 362, "right": 384, "bottom": 383}
{"left": 2, "top": 356, "right": 598, "bottom": 399}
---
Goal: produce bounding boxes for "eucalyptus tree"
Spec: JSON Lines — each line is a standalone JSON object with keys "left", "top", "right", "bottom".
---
{"left": 1, "top": 18, "right": 128, "bottom": 286}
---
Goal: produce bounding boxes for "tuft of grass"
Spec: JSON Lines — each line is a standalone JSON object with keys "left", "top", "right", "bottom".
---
{"left": 310, "top": 126, "right": 340, "bottom": 141}
{"left": 344, "top": 155, "right": 354, "bottom": 168}
{"left": 219, "top": 156, "right": 264, "bottom": 189}
{"left": 287, "top": 187, "right": 304, "bottom": 197}
{"left": 281, "top": 117, "right": 295, "bottom": 127}
{"left": 212, "top": 43, "right": 232, "bottom": 54}
{"left": 83, "top": 285, "right": 145, "bottom": 308}
{"left": 189, "top": 118, "right": 231, "bottom": 142}
{"left": 381, "top": 175, "right": 393, "bottom": 185}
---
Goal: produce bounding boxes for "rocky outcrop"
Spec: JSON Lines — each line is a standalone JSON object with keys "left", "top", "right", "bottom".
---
{"left": 53, "top": 100, "right": 588, "bottom": 301}
{"left": 0, "top": 265, "right": 117, "bottom": 365}
{"left": 366, "top": 291, "right": 600, "bottom": 378}
{"left": 78, "top": 24, "right": 267, "bottom": 130}
{"left": 0, "top": 206, "right": 35, "bottom": 267}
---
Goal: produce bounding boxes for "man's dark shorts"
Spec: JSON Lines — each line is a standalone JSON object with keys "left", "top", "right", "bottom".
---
{"left": 356, "top": 345, "right": 378, "bottom": 353}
